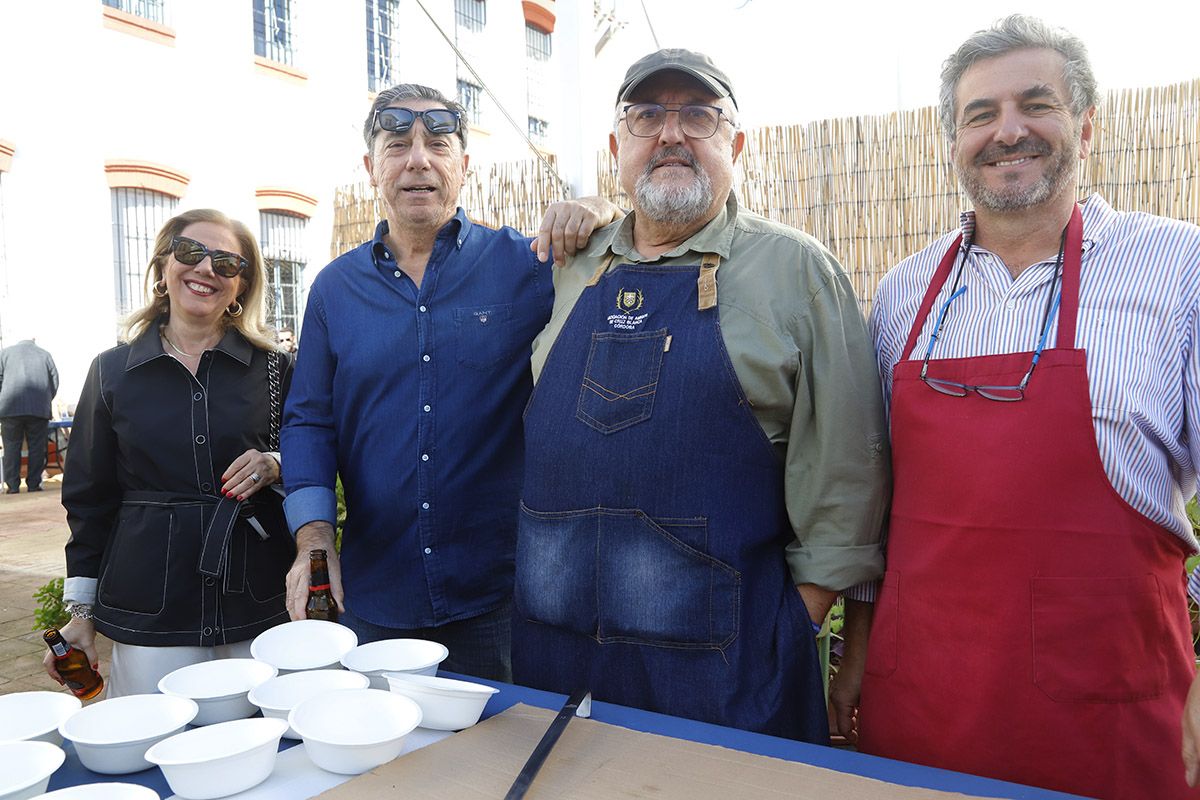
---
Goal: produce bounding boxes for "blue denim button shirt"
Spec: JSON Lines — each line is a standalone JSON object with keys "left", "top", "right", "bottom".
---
{"left": 282, "top": 211, "right": 552, "bottom": 627}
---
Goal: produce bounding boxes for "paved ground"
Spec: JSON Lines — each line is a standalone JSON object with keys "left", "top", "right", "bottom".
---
{"left": 0, "top": 479, "right": 113, "bottom": 696}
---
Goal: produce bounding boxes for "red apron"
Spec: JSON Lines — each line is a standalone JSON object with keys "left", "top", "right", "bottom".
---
{"left": 858, "top": 206, "right": 1197, "bottom": 800}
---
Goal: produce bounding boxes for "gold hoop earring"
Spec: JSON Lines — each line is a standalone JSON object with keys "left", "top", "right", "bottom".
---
{"left": 153, "top": 280, "right": 168, "bottom": 297}
{"left": 226, "top": 301, "right": 243, "bottom": 318}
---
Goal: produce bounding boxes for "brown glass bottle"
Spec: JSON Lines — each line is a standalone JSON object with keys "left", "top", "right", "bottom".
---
{"left": 43, "top": 628, "right": 104, "bottom": 700}
{"left": 305, "top": 549, "right": 338, "bottom": 622}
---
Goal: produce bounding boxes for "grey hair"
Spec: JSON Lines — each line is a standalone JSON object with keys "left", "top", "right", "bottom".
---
{"left": 938, "top": 14, "right": 1099, "bottom": 140}
{"left": 363, "top": 83, "right": 469, "bottom": 152}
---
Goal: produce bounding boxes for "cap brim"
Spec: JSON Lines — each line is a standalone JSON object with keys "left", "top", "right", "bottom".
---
{"left": 618, "top": 66, "right": 735, "bottom": 108}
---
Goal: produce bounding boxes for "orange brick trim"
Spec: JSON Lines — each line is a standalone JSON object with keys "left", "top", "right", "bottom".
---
{"left": 522, "top": 0, "right": 555, "bottom": 33}
{"left": 102, "top": 5, "right": 176, "bottom": 46}
{"left": 0, "top": 139, "right": 14, "bottom": 173}
{"left": 256, "top": 188, "right": 318, "bottom": 218}
{"left": 254, "top": 56, "right": 308, "bottom": 85}
{"left": 105, "top": 160, "right": 190, "bottom": 198}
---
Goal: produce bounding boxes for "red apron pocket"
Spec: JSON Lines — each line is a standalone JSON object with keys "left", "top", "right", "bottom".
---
{"left": 1031, "top": 575, "right": 1167, "bottom": 703}
{"left": 864, "top": 572, "right": 899, "bottom": 678}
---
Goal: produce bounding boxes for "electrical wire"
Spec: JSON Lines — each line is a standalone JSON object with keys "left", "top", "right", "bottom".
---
{"left": 639, "top": 0, "right": 660, "bottom": 48}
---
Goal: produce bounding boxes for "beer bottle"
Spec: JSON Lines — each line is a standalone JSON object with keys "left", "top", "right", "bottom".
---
{"left": 43, "top": 628, "right": 104, "bottom": 700}
{"left": 305, "top": 549, "right": 338, "bottom": 622}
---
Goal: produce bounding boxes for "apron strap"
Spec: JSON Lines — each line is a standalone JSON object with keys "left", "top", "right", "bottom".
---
{"left": 586, "top": 252, "right": 618, "bottom": 287}
{"left": 900, "top": 234, "right": 964, "bottom": 361}
{"left": 1055, "top": 203, "right": 1085, "bottom": 349}
{"left": 698, "top": 253, "right": 721, "bottom": 311}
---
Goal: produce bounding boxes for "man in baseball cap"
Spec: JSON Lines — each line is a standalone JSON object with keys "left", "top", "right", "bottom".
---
{"left": 511, "top": 49, "right": 888, "bottom": 742}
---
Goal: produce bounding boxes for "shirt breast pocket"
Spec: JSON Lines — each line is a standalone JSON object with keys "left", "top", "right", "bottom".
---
{"left": 455, "top": 304, "right": 514, "bottom": 370}
{"left": 576, "top": 328, "right": 668, "bottom": 434}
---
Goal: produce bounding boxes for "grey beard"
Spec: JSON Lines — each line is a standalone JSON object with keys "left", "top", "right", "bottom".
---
{"left": 960, "top": 136, "right": 1078, "bottom": 213}
{"left": 633, "top": 150, "right": 714, "bottom": 225}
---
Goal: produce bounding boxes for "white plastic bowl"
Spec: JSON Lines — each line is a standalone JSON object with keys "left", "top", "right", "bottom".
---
{"left": 288, "top": 688, "right": 421, "bottom": 775}
{"left": 250, "top": 620, "right": 358, "bottom": 673}
{"left": 144, "top": 717, "right": 288, "bottom": 800}
{"left": 35, "top": 783, "right": 160, "bottom": 799}
{"left": 248, "top": 669, "right": 370, "bottom": 739}
{"left": 340, "top": 639, "right": 449, "bottom": 689}
{"left": 0, "top": 740, "right": 65, "bottom": 800}
{"left": 0, "top": 692, "right": 81, "bottom": 745}
{"left": 157, "top": 658, "right": 277, "bottom": 725}
{"left": 383, "top": 672, "right": 498, "bottom": 731}
{"left": 59, "top": 693, "right": 199, "bottom": 774}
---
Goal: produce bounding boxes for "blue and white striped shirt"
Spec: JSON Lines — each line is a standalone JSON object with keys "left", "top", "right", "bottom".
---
{"left": 871, "top": 193, "right": 1200, "bottom": 552}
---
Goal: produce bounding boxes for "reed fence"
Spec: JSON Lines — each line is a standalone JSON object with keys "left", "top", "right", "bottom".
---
{"left": 334, "top": 77, "right": 1200, "bottom": 306}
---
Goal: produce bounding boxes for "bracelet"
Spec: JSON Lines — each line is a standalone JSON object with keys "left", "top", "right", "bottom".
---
{"left": 66, "top": 602, "right": 94, "bottom": 620}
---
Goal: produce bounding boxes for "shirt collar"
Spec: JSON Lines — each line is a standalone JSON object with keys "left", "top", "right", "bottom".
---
{"left": 126, "top": 319, "right": 255, "bottom": 371}
{"left": 957, "top": 192, "right": 1116, "bottom": 254}
{"left": 582, "top": 192, "right": 740, "bottom": 263}
{"left": 370, "top": 209, "right": 473, "bottom": 263}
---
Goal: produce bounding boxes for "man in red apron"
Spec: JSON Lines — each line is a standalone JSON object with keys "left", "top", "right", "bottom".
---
{"left": 853, "top": 15, "right": 1200, "bottom": 799}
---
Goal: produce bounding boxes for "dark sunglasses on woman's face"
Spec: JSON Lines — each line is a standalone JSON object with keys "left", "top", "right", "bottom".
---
{"left": 374, "top": 107, "right": 461, "bottom": 136}
{"left": 170, "top": 235, "right": 248, "bottom": 278}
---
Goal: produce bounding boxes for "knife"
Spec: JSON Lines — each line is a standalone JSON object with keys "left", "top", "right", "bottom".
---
{"left": 504, "top": 688, "right": 592, "bottom": 800}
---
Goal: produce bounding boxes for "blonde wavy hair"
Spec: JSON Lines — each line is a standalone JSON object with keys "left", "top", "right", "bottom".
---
{"left": 123, "top": 208, "right": 279, "bottom": 352}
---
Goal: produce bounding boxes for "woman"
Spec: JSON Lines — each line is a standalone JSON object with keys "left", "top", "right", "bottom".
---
{"left": 45, "top": 208, "right": 295, "bottom": 697}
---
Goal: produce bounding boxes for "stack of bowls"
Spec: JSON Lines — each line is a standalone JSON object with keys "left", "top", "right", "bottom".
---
{"left": 288, "top": 688, "right": 422, "bottom": 775}
{"left": 145, "top": 717, "right": 289, "bottom": 799}
{"left": 58, "top": 693, "right": 199, "bottom": 774}
{"left": 248, "top": 669, "right": 370, "bottom": 738}
{"left": 0, "top": 692, "right": 80, "bottom": 746}
{"left": 157, "top": 658, "right": 277, "bottom": 725}
{"left": 250, "top": 619, "right": 358, "bottom": 674}
{"left": 340, "top": 639, "right": 448, "bottom": 689}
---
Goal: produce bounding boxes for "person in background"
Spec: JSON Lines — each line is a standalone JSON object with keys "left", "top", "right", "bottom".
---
{"left": 512, "top": 49, "right": 888, "bottom": 741}
{"left": 0, "top": 337, "right": 58, "bottom": 494}
{"left": 854, "top": 15, "right": 1200, "bottom": 799}
{"left": 280, "top": 83, "right": 620, "bottom": 681}
{"left": 276, "top": 326, "right": 297, "bottom": 354}
{"left": 47, "top": 208, "right": 294, "bottom": 697}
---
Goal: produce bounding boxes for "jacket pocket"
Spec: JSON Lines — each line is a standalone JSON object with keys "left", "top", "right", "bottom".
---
{"left": 97, "top": 504, "right": 172, "bottom": 615}
{"left": 455, "top": 304, "right": 514, "bottom": 370}
{"left": 516, "top": 504, "right": 739, "bottom": 649}
{"left": 576, "top": 329, "right": 668, "bottom": 434}
{"left": 1031, "top": 575, "right": 1166, "bottom": 703}
{"left": 863, "top": 571, "right": 898, "bottom": 677}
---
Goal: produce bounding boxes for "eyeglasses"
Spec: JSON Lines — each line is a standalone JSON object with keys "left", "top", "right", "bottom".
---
{"left": 374, "top": 107, "right": 461, "bottom": 137}
{"left": 620, "top": 103, "right": 729, "bottom": 139}
{"left": 170, "top": 236, "right": 248, "bottom": 279}
{"left": 919, "top": 231, "right": 1066, "bottom": 402}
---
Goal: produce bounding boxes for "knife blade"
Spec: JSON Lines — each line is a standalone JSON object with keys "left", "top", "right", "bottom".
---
{"left": 503, "top": 688, "right": 592, "bottom": 800}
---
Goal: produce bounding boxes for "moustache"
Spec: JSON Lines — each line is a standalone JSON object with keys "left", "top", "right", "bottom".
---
{"left": 973, "top": 137, "right": 1053, "bottom": 166}
{"left": 643, "top": 146, "right": 700, "bottom": 174}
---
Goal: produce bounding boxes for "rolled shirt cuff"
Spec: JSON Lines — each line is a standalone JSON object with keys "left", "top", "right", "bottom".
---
{"left": 784, "top": 542, "right": 884, "bottom": 593}
{"left": 64, "top": 576, "right": 98, "bottom": 606}
{"left": 842, "top": 579, "right": 879, "bottom": 603}
{"left": 283, "top": 485, "right": 338, "bottom": 536}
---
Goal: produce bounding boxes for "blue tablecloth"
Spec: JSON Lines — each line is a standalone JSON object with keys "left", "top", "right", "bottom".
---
{"left": 48, "top": 675, "right": 1085, "bottom": 799}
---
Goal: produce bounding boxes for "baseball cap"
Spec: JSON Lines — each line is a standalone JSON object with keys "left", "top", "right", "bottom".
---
{"left": 616, "top": 48, "right": 738, "bottom": 109}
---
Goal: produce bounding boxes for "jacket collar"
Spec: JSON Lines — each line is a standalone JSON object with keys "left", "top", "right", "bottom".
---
{"left": 126, "top": 319, "right": 254, "bottom": 371}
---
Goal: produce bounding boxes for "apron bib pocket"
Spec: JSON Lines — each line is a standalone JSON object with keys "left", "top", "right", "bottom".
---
{"left": 576, "top": 329, "right": 668, "bottom": 434}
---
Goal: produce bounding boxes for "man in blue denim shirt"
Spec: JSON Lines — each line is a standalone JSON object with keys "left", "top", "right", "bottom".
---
{"left": 280, "top": 84, "right": 617, "bottom": 680}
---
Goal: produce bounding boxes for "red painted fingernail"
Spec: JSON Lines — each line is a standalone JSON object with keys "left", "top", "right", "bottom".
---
{"left": 238, "top": 495, "right": 245, "bottom": 501}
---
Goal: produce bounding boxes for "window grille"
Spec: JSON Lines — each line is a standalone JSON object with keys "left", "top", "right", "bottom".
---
{"left": 525, "top": 23, "right": 552, "bottom": 122}
{"left": 111, "top": 188, "right": 177, "bottom": 316}
{"left": 102, "top": 0, "right": 167, "bottom": 23}
{"left": 0, "top": 173, "right": 7, "bottom": 346}
{"left": 260, "top": 211, "right": 307, "bottom": 334}
{"left": 458, "top": 80, "right": 483, "bottom": 125}
{"left": 366, "top": 0, "right": 400, "bottom": 92}
{"left": 525, "top": 24, "right": 551, "bottom": 61}
{"left": 528, "top": 116, "right": 549, "bottom": 146}
{"left": 454, "top": 0, "right": 486, "bottom": 32}
{"left": 254, "top": 0, "right": 296, "bottom": 65}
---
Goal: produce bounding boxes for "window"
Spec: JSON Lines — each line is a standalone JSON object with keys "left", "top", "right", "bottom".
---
{"left": 111, "top": 188, "right": 177, "bottom": 315}
{"left": 457, "top": 80, "right": 483, "bottom": 125}
{"left": 260, "top": 211, "right": 307, "bottom": 334}
{"left": 525, "top": 23, "right": 551, "bottom": 61}
{"left": 528, "top": 116, "right": 549, "bottom": 146}
{"left": 454, "top": 0, "right": 486, "bottom": 32}
{"left": 365, "top": 0, "right": 400, "bottom": 93}
{"left": 254, "top": 0, "right": 296, "bottom": 65}
{"left": 102, "top": 0, "right": 167, "bottom": 23}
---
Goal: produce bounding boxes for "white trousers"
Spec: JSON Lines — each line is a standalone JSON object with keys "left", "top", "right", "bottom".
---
{"left": 106, "top": 639, "right": 253, "bottom": 698}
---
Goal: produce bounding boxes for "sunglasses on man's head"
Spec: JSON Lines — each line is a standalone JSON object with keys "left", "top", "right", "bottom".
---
{"left": 374, "top": 107, "right": 462, "bottom": 137}
{"left": 170, "top": 236, "right": 248, "bottom": 278}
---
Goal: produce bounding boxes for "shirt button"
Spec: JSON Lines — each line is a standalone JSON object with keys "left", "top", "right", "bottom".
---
{"left": 1006, "top": 300, "right": 1016, "bottom": 310}
{"left": 422, "top": 502, "right": 430, "bottom": 510}
{"left": 422, "top": 354, "right": 430, "bottom": 362}
{"left": 201, "top": 482, "right": 212, "bottom": 492}
{"left": 419, "top": 305, "right": 427, "bottom": 313}
{"left": 193, "top": 392, "right": 203, "bottom": 401}
{"left": 424, "top": 547, "right": 432, "bottom": 555}
{"left": 195, "top": 434, "right": 206, "bottom": 444}
{"left": 423, "top": 404, "right": 431, "bottom": 412}
{"left": 204, "top": 577, "right": 214, "bottom": 586}
{"left": 203, "top": 626, "right": 213, "bottom": 636}
{"left": 383, "top": 249, "right": 392, "bottom": 259}
{"left": 393, "top": 270, "right": 402, "bottom": 278}
{"left": 421, "top": 453, "right": 429, "bottom": 462}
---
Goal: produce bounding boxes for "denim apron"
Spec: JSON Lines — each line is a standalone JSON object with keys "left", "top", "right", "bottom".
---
{"left": 514, "top": 253, "right": 828, "bottom": 742}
